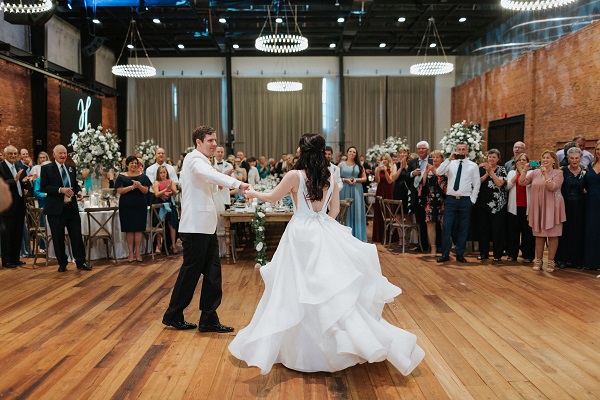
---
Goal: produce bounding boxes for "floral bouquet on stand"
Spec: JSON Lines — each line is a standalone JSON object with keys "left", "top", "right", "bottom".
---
{"left": 365, "top": 136, "right": 409, "bottom": 164}
{"left": 251, "top": 205, "right": 268, "bottom": 268}
{"left": 135, "top": 139, "right": 159, "bottom": 166}
{"left": 440, "top": 121, "right": 485, "bottom": 163}
{"left": 70, "top": 124, "right": 121, "bottom": 186}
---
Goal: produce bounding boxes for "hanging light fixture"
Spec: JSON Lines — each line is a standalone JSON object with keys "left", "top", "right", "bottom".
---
{"left": 112, "top": 19, "right": 156, "bottom": 78}
{"left": 0, "top": 0, "right": 53, "bottom": 13}
{"left": 501, "top": 0, "right": 576, "bottom": 11}
{"left": 255, "top": 1, "right": 308, "bottom": 54}
{"left": 410, "top": 17, "right": 454, "bottom": 76}
{"left": 267, "top": 81, "right": 302, "bottom": 92}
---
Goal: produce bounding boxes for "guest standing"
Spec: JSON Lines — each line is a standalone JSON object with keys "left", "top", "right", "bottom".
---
{"left": 40, "top": 145, "right": 92, "bottom": 272}
{"left": 506, "top": 153, "right": 535, "bottom": 262}
{"left": 475, "top": 149, "right": 508, "bottom": 262}
{"left": 339, "top": 146, "right": 367, "bottom": 241}
{"left": 115, "top": 156, "right": 152, "bottom": 263}
{"left": 519, "top": 151, "right": 566, "bottom": 272}
{"left": 424, "top": 151, "right": 447, "bottom": 256}
{"left": 436, "top": 143, "right": 481, "bottom": 263}
{"left": 406, "top": 141, "right": 432, "bottom": 251}
{"left": 371, "top": 153, "right": 396, "bottom": 243}
{"left": 152, "top": 165, "right": 179, "bottom": 255}
{"left": 391, "top": 146, "right": 412, "bottom": 216}
{"left": 584, "top": 140, "right": 600, "bottom": 270}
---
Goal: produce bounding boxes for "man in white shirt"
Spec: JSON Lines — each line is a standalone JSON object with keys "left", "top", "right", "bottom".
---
{"left": 213, "top": 146, "right": 233, "bottom": 207}
{"left": 247, "top": 157, "right": 260, "bottom": 186}
{"left": 146, "top": 147, "right": 179, "bottom": 189}
{"left": 557, "top": 136, "right": 593, "bottom": 166}
{"left": 435, "top": 143, "right": 481, "bottom": 263}
{"left": 163, "top": 126, "right": 250, "bottom": 332}
{"left": 325, "top": 146, "right": 343, "bottom": 190}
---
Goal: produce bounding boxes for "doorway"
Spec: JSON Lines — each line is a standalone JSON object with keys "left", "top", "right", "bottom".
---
{"left": 487, "top": 115, "right": 525, "bottom": 165}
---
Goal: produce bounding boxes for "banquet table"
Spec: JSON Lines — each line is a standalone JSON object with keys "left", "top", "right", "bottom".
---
{"left": 222, "top": 210, "right": 294, "bottom": 264}
{"left": 47, "top": 207, "right": 152, "bottom": 261}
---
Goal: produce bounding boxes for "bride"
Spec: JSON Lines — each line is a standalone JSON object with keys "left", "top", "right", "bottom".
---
{"left": 228, "top": 133, "right": 424, "bottom": 375}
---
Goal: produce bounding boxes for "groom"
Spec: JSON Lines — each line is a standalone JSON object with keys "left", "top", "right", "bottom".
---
{"left": 163, "top": 126, "right": 250, "bottom": 332}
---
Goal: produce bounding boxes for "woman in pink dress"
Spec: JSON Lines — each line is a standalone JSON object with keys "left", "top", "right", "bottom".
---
{"left": 518, "top": 150, "right": 566, "bottom": 272}
{"left": 151, "top": 165, "right": 179, "bottom": 254}
{"left": 372, "top": 153, "right": 396, "bottom": 242}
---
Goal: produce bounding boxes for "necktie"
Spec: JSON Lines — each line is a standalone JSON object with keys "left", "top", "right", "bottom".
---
{"left": 10, "top": 164, "right": 23, "bottom": 197}
{"left": 61, "top": 165, "right": 70, "bottom": 188}
{"left": 453, "top": 160, "right": 463, "bottom": 191}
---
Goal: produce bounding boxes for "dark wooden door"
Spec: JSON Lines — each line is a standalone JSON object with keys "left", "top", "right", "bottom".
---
{"left": 487, "top": 115, "right": 525, "bottom": 165}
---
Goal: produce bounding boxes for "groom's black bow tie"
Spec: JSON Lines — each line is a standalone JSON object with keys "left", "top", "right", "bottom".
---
{"left": 217, "top": 162, "right": 223, "bottom": 165}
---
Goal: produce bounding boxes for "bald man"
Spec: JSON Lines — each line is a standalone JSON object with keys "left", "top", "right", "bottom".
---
{"left": 40, "top": 145, "right": 91, "bottom": 272}
{"left": 505, "top": 141, "right": 526, "bottom": 171}
{"left": 0, "top": 145, "right": 33, "bottom": 268}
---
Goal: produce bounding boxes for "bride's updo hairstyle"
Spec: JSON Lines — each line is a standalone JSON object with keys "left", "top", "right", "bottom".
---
{"left": 294, "top": 133, "right": 331, "bottom": 202}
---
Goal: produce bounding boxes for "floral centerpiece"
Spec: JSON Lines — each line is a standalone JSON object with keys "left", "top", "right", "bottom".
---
{"left": 365, "top": 136, "right": 409, "bottom": 164}
{"left": 135, "top": 138, "right": 159, "bottom": 166}
{"left": 440, "top": 121, "right": 485, "bottom": 163}
{"left": 251, "top": 204, "right": 268, "bottom": 268}
{"left": 253, "top": 175, "right": 279, "bottom": 193}
{"left": 70, "top": 123, "right": 121, "bottom": 181}
{"left": 185, "top": 145, "right": 195, "bottom": 154}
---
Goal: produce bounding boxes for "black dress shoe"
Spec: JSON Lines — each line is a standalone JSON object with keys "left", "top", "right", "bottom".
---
{"left": 77, "top": 262, "right": 92, "bottom": 271}
{"left": 162, "top": 320, "right": 197, "bottom": 330}
{"left": 57, "top": 265, "right": 67, "bottom": 272}
{"left": 3, "top": 264, "right": 17, "bottom": 269}
{"left": 17, "top": 260, "right": 26, "bottom": 265}
{"left": 437, "top": 256, "right": 450, "bottom": 263}
{"left": 198, "top": 322, "right": 234, "bottom": 333}
{"left": 456, "top": 256, "right": 468, "bottom": 263}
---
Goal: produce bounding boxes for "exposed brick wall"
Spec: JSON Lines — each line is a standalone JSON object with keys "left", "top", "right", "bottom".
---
{"left": 0, "top": 60, "right": 119, "bottom": 160}
{"left": 0, "top": 59, "right": 32, "bottom": 155}
{"left": 452, "top": 21, "right": 600, "bottom": 158}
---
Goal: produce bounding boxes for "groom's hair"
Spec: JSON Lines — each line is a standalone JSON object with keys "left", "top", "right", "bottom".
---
{"left": 192, "top": 126, "right": 215, "bottom": 145}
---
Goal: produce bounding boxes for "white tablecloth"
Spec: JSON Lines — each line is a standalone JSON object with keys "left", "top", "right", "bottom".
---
{"left": 47, "top": 208, "right": 151, "bottom": 261}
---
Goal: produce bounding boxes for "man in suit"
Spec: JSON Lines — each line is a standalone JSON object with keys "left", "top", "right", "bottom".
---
{"left": 40, "top": 145, "right": 92, "bottom": 272}
{"left": 325, "top": 146, "right": 343, "bottom": 190}
{"left": 163, "top": 126, "right": 251, "bottom": 332}
{"left": 275, "top": 152, "right": 287, "bottom": 179}
{"left": 436, "top": 143, "right": 481, "bottom": 263}
{"left": 0, "top": 145, "right": 33, "bottom": 268}
{"left": 407, "top": 141, "right": 433, "bottom": 251}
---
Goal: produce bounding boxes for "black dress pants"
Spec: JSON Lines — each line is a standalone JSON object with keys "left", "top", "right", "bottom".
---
{"left": 507, "top": 206, "right": 535, "bottom": 261}
{"left": 47, "top": 205, "right": 86, "bottom": 267}
{"left": 477, "top": 207, "right": 506, "bottom": 259}
{"left": 0, "top": 200, "right": 25, "bottom": 265}
{"left": 163, "top": 232, "right": 222, "bottom": 324}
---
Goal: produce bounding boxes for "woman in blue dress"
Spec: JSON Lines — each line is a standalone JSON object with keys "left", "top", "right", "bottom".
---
{"left": 339, "top": 146, "right": 367, "bottom": 241}
{"left": 584, "top": 140, "right": 600, "bottom": 270}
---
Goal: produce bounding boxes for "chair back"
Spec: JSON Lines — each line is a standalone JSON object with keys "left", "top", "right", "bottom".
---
{"left": 25, "top": 202, "right": 44, "bottom": 233}
{"left": 151, "top": 203, "right": 167, "bottom": 232}
{"left": 338, "top": 200, "right": 350, "bottom": 225}
{"left": 84, "top": 207, "right": 118, "bottom": 238}
{"left": 382, "top": 199, "right": 404, "bottom": 226}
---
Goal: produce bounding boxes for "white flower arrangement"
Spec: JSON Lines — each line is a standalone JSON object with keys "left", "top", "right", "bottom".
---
{"left": 365, "top": 136, "right": 409, "bottom": 164}
{"left": 185, "top": 145, "right": 195, "bottom": 154}
{"left": 253, "top": 175, "right": 280, "bottom": 193}
{"left": 70, "top": 124, "right": 121, "bottom": 175}
{"left": 440, "top": 121, "right": 485, "bottom": 163}
{"left": 135, "top": 139, "right": 159, "bottom": 164}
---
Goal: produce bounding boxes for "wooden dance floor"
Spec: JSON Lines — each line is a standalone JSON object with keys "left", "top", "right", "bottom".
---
{"left": 1, "top": 236, "right": 600, "bottom": 399}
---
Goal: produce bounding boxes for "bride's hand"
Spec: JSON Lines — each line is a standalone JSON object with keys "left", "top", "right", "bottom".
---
{"left": 245, "top": 188, "right": 259, "bottom": 199}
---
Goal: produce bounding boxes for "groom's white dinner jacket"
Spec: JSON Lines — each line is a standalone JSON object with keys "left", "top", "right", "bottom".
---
{"left": 179, "top": 149, "right": 240, "bottom": 234}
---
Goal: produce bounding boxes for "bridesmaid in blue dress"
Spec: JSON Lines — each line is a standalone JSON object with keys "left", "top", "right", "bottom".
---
{"left": 339, "top": 146, "right": 367, "bottom": 241}
{"left": 584, "top": 140, "right": 600, "bottom": 269}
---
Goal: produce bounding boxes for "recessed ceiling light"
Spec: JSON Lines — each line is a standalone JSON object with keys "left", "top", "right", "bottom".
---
{"left": 337, "top": 17, "right": 345, "bottom": 23}
{"left": 153, "top": 18, "right": 161, "bottom": 24}
{"left": 398, "top": 17, "right": 406, "bottom": 22}
{"left": 219, "top": 18, "right": 226, "bottom": 23}
{"left": 178, "top": 44, "right": 185, "bottom": 49}
{"left": 459, "top": 17, "right": 467, "bottom": 22}
{"left": 275, "top": 17, "right": 283, "bottom": 23}
{"left": 430, "top": 43, "right": 437, "bottom": 48}
{"left": 232, "top": 44, "right": 240, "bottom": 49}
{"left": 329, "top": 43, "right": 336, "bottom": 48}
{"left": 127, "top": 44, "right": 134, "bottom": 49}
{"left": 92, "top": 18, "right": 100, "bottom": 24}
{"left": 379, "top": 43, "right": 386, "bottom": 48}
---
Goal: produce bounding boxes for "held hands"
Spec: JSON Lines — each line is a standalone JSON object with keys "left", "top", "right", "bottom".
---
{"left": 239, "top": 182, "right": 252, "bottom": 198}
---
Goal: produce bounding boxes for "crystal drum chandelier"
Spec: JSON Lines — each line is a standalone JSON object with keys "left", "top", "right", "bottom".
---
{"left": 410, "top": 17, "right": 454, "bottom": 76}
{"left": 501, "top": 0, "right": 576, "bottom": 11}
{"left": 0, "top": 0, "right": 53, "bottom": 13}
{"left": 255, "top": 1, "right": 308, "bottom": 54}
{"left": 112, "top": 20, "right": 156, "bottom": 78}
{"left": 267, "top": 81, "right": 303, "bottom": 92}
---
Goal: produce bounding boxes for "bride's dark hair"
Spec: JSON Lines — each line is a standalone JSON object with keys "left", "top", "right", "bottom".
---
{"left": 294, "top": 133, "right": 331, "bottom": 202}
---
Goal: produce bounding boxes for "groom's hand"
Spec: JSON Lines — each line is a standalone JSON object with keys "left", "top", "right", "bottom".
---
{"left": 239, "top": 182, "right": 251, "bottom": 196}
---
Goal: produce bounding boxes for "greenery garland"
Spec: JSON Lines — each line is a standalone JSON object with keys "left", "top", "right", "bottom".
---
{"left": 250, "top": 204, "right": 268, "bottom": 268}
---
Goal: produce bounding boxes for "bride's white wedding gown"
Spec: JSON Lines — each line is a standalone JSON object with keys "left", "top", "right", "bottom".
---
{"left": 228, "top": 171, "right": 425, "bottom": 375}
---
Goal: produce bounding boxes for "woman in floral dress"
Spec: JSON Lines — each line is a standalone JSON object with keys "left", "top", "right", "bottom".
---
{"left": 424, "top": 151, "right": 447, "bottom": 256}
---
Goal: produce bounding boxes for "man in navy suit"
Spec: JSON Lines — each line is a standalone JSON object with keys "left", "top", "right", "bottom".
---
{"left": 0, "top": 145, "right": 33, "bottom": 268}
{"left": 40, "top": 145, "right": 91, "bottom": 272}
{"left": 406, "top": 141, "right": 433, "bottom": 251}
